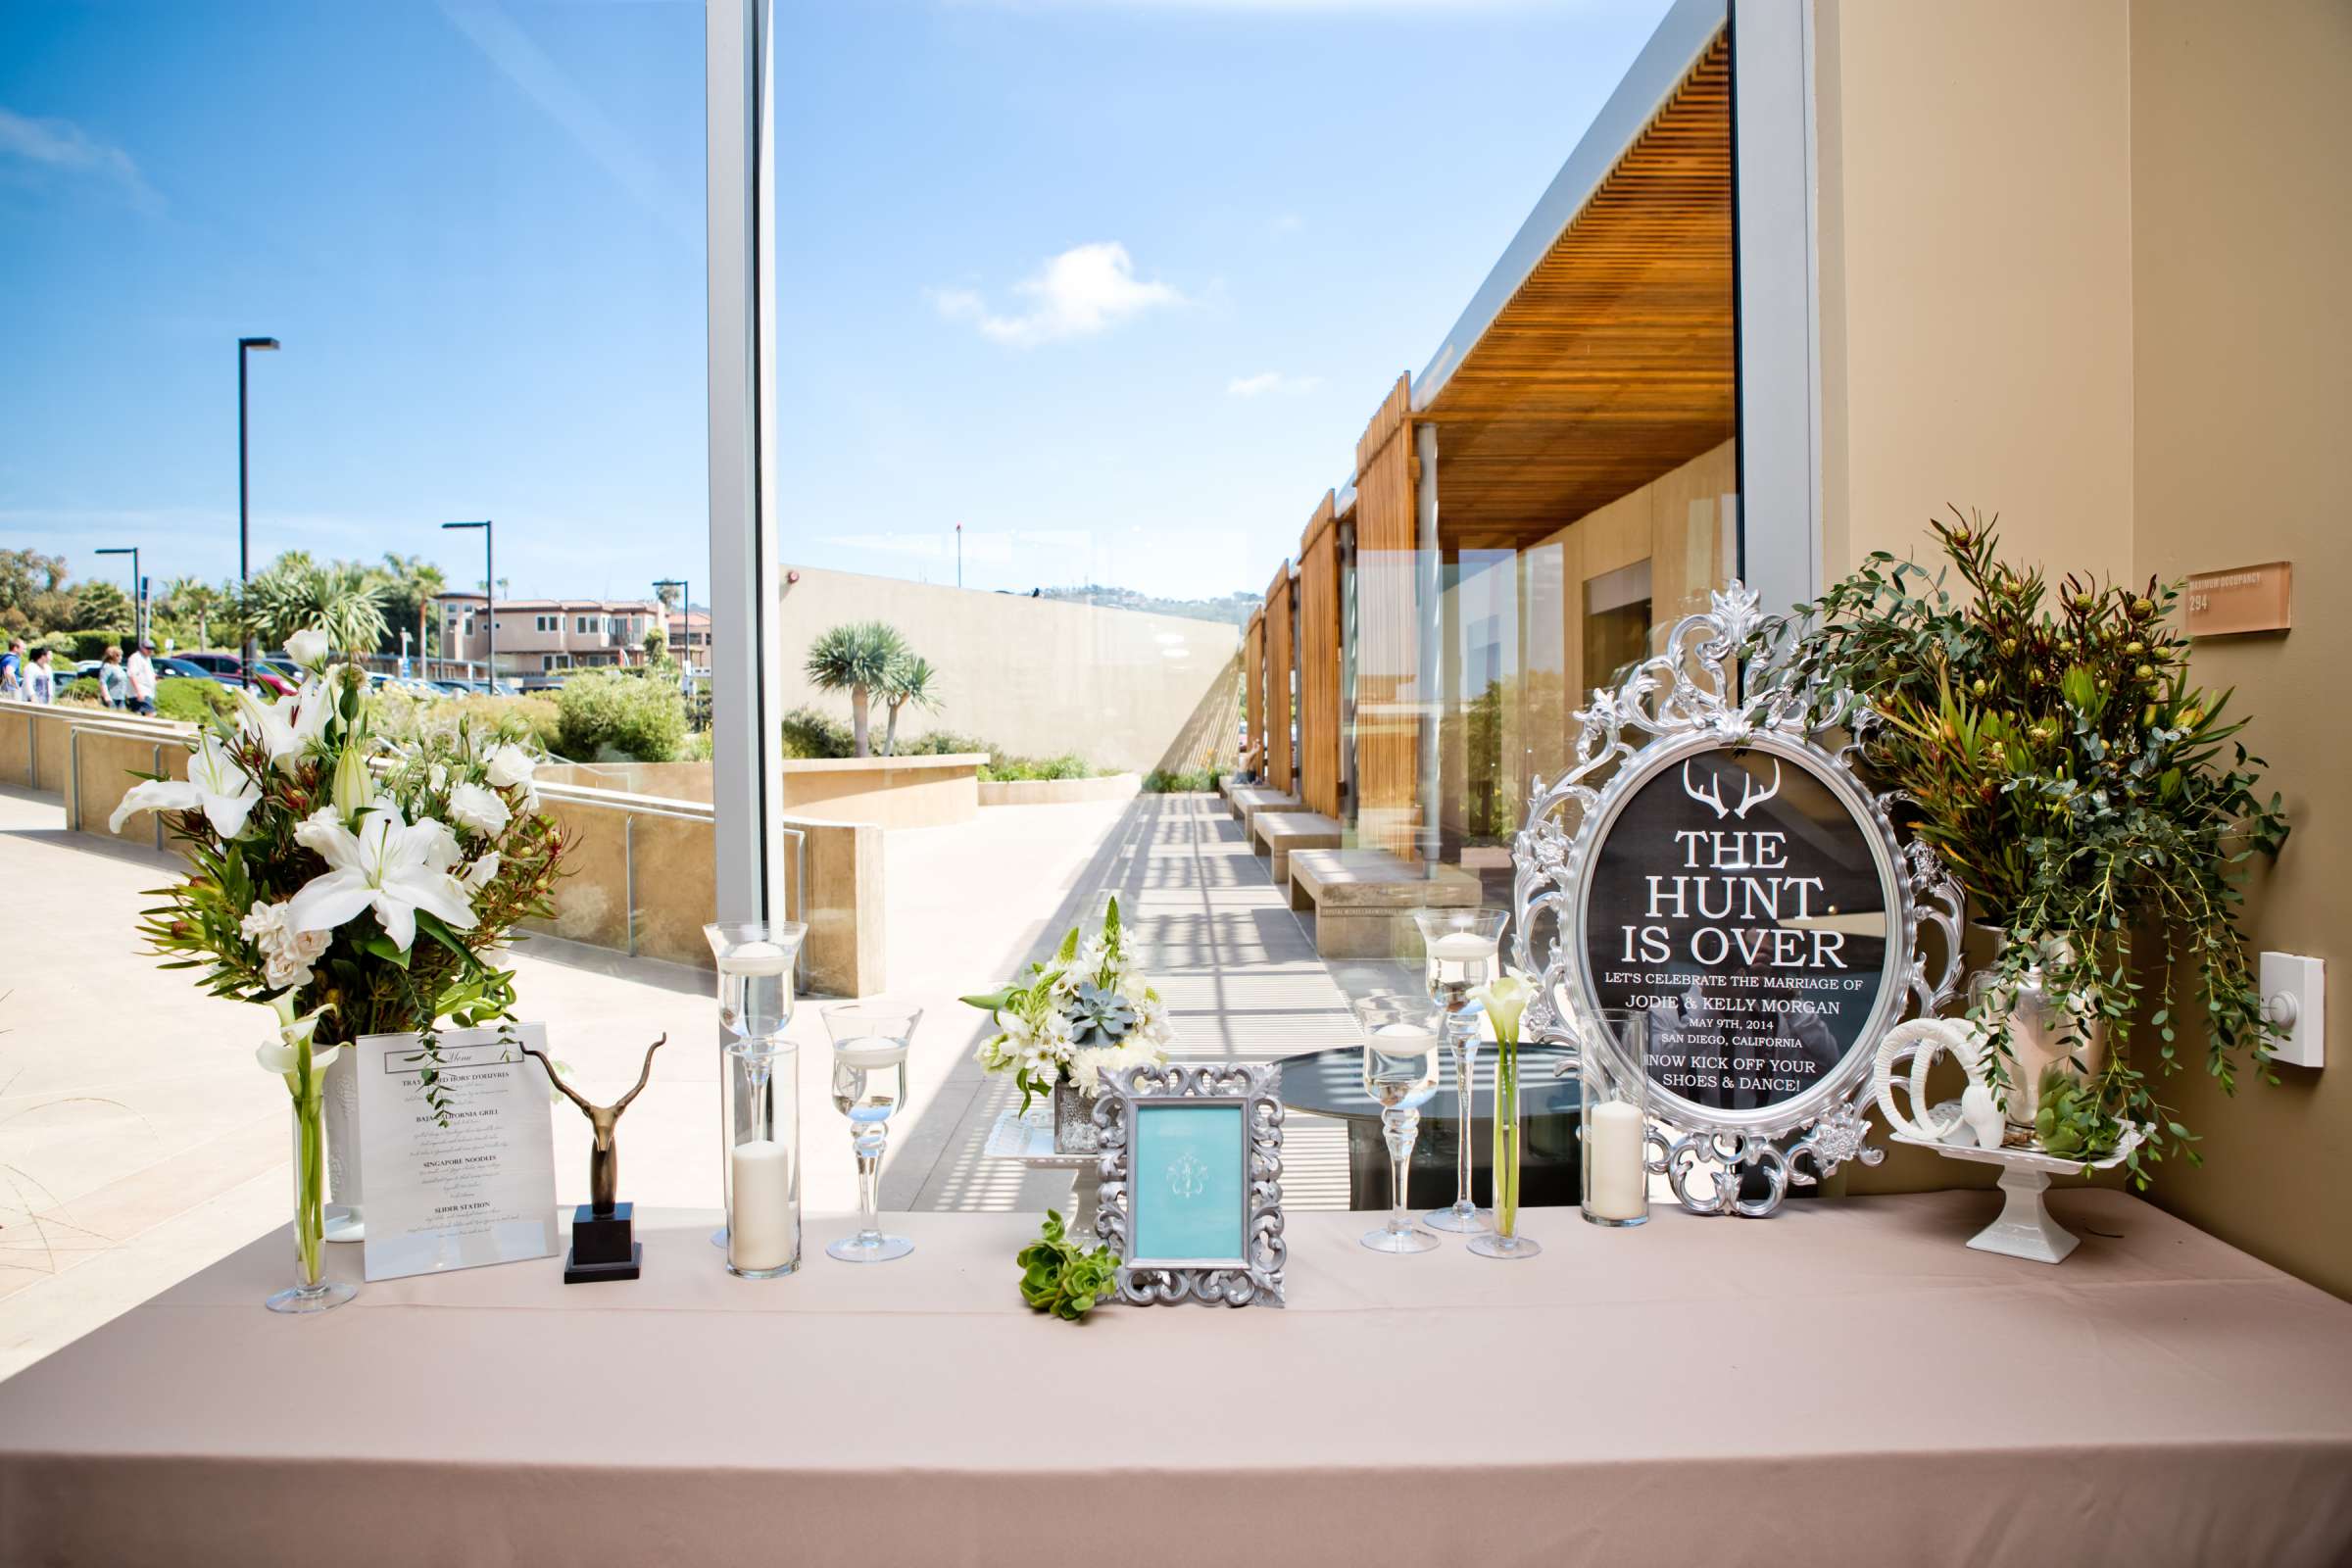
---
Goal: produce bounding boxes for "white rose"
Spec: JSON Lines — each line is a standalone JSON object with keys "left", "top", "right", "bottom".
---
{"left": 446, "top": 782, "right": 511, "bottom": 837}
{"left": 265, "top": 951, "right": 315, "bottom": 991}
{"left": 285, "top": 628, "right": 333, "bottom": 669}
{"left": 484, "top": 745, "right": 535, "bottom": 790}
{"left": 428, "top": 763, "right": 448, "bottom": 793}
{"left": 462, "top": 851, "right": 501, "bottom": 890}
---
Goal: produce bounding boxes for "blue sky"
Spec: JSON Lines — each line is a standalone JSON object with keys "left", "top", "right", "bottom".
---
{"left": 1, "top": 0, "right": 1671, "bottom": 607}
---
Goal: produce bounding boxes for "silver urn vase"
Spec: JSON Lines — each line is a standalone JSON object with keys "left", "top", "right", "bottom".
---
{"left": 1967, "top": 926, "right": 2108, "bottom": 1136}
{"left": 1051, "top": 1076, "right": 1102, "bottom": 1154}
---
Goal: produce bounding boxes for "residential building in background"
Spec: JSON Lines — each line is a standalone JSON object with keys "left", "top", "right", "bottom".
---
{"left": 430, "top": 593, "right": 662, "bottom": 678}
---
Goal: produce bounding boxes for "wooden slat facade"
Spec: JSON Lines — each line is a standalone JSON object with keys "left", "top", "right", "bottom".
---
{"left": 1419, "top": 33, "right": 1735, "bottom": 550}
{"left": 1351, "top": 374, "right": 1421, "bottom": 860}
{"left": 1296, "top": 490, "right": 1342, "bottom": 818}
{"left": 1243, "top": 608, "right": 1265, "bottom": 775}
{"left": 1262, "top": 560, "right": 1295, "bottom": 795}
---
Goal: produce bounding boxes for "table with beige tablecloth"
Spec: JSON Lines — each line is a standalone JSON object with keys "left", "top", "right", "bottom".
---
{"left": 4, "top": 1190, "right": 2351, "bottom": 1567}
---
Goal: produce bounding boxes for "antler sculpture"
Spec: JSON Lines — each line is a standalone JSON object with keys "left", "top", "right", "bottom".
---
{"left": 519, "top": 1035, "right": 667, "bottom": 1215}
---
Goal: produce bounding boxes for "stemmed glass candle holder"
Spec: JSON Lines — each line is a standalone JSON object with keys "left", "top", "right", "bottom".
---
{"left": 1411, "top": 907, "right": 1509, "bottom": 1234}
{"left": 822, "top": 1002, "right": 920, "bottom": 1263}
{"left": 707, "top": 921, "right": 808, "bottom": 1256}
{"left": 1354, "top": 994, "right": 1444, "bottom": 1253}
{"left": 722, "top": 1038, "right": 800, "bottom": 1277}
{"left": 1577, "top": 1007, "right": 1650, "bottom": 1227}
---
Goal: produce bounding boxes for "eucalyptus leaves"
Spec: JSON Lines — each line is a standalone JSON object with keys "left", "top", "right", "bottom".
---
{"left": 1766, "top": 511, "right": 2288, "bottom": 1179}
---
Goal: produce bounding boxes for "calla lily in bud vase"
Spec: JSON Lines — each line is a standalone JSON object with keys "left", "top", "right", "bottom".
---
{"left": 260, "top": 997, "right": 358, "bottom": 1314}
{"left": 1469, "top": 969, "right": 1540, "bottom": 1259}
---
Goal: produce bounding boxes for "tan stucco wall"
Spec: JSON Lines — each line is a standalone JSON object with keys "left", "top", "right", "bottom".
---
{"left": 1815, "top": 0, "right": 2136, "bottom": 583}
{"left": 774, "top": 564, "right": 1240, "bottom": 774}
{"left": 2128, "top": 0, "right": 2352, "bottom": 1298}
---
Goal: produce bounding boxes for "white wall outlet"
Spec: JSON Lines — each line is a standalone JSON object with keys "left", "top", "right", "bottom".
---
{"left": 2260, "top": 952, "right": 2325, "bottom": 1069}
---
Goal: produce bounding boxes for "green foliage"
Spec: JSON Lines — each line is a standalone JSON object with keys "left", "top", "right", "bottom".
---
{"left": 376, "top": 693, "right": 563, "bottom": 757}
{"left": 0, "top": 548, "right": 73, "bottom": 636}
{"left": 555, "top": 670, "right": 686, "bottom": 762}
{"left": 1015, "top": 1209, "right": 1119, "bottom": 1322}
{"left": 879, "top": 652, "right": 941, "bottom": 755}
{"left": 804, "top": 621, "right": 907, "bottom": 757}
{"left": 244, "top": 558, "right": 388, "bottom": 655}
{"left": 61, "top": 676, "right": 105, "bottom": 705}
{"left": 1143, "top": 767, "right": 1215, "bottom": 793}
{"left": 72, "top": 579, "right": 132, "bottom": 631}
{"left": 69, "top": 629, "right": 124, "bottom": 662}
{"left": 2034, "top": 1067, "right": 2124, "bottom": 1162}
{"left": 979, "top": 754, "right": 1095, "bottom": 782}
{"left": 1768, "top": 508, "right": 2289, "bottom": 1181}
{"left": 898, "top": 728, "right": 991, "bottom": 757}
{"left": 779, "top": 706, "right": 856, "bottom": 760}
{"left": 155, "top": 675, "right": 234, "bottom": 723}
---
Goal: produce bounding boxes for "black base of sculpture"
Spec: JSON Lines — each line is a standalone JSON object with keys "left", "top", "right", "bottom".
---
{"left": 564, "top": 1200, "right": 641, "bottom": 1284}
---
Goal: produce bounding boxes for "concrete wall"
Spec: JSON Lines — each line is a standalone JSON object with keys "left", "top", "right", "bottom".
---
{"left": 979, "top": 772, "right": 1143, "bottom": 808}
{"left": 774, "top": 564, "right": 1241, "bottom": 774}
{"left": 2127, "top": 0, "right": 2352, "bottom": 1298}
{"left": 540, "top": 754, "right": 987, "bottom": 830}
{"left": 1815, "top": 0, "right": 2136, "bottom": 583}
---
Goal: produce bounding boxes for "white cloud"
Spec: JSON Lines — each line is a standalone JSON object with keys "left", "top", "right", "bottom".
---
{"left": 1269, "top": 212, "right": 1304, "bottom": 233}
{"left": 0, "top": 108, "right": 158, "bottom": 209}
{"left": 929, "top": 242, "right": 1183, "bottom": 347}
{"left": 1227, "top": 370, "right": 1323, "bottom": 399}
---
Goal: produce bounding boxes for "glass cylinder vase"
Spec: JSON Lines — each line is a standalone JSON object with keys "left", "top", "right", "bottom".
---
{"left": 1578, "top": 1008, "right": 1650, "bottom": 1228}
{"left": 269, "top": 1093, "right": 357, "bottom": 1314}
{"left": 722, "top": 1039, "right": 801, "bottom": 1278}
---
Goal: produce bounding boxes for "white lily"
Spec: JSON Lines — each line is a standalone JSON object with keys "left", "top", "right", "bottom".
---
{"left": 285, "top": 800, "right": 479, "bottom": 952}
{"left": 1472, "top": 968, "right": 1539, "bottom": 1046}
{"left": 234, "top": 678, "right": 333, "bottom": 774}
{"left": 285, "top": 628, "right": 333, "bottom": 670}
{"left": 108, "top": 732, "right": 263, "bottom": 839}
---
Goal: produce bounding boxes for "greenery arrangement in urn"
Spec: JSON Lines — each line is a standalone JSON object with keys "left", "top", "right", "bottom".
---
{"left": 1764, "top": 511, "right": 2288, "bottom": 1179}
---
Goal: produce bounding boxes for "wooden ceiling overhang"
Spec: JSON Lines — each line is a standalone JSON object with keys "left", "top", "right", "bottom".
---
{"left": 1418, "top": 33, "right": 1735, "bottom": 554}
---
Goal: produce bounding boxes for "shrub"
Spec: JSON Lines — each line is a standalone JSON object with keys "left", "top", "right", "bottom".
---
{"left": 900, "top": 728, "right": 993, "bottom": 757}
{"left": 62, "top": 676, "right": 106, "bottom": 707}
{"left": 70, "top": 628, "right": 127, "bottom": 662}
{"left": 554, "top": 670, "right": 686, "bottom": 762}
{"left": 376, "top": 692, "right": 563, "bottom": 757}
{"left": 155, "top": 675, "right": 234, "bottom": 723}
{"left": 779, "top": 706, "right": 855, "bottom": 760}
{"left": 980, "top": 754, "right": 1095, "bottom": 782}
{"left": 1143, "top": 767, "right": 1216, "bottom": 793}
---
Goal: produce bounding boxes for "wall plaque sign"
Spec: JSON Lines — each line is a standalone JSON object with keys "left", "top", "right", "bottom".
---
{"left": 1513, "top": 584, "right": 1964, "bottom": 1216}
{"left": 2183, "top": 562, "right": 2291, "bottom": 638}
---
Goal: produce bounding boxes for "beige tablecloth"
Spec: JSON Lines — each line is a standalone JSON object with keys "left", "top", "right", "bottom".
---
{"left": 3, "top": 1191, "right": 2350, "bottom": 1567}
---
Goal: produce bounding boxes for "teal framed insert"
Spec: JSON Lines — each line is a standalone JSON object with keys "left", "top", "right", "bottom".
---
{"left": 1130, "top": 1102, "right": 1248, "bottom": 1265}
{"left": 1095, "top": 1061, "right": 1287, "bottom": 1308}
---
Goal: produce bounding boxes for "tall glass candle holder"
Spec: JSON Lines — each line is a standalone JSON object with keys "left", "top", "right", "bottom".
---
{"left": 722, "top": 1038, "right": 800, "bottom": 1277}
{"left": 1577, "top": 1007, "right": 1650, "bottom": 1228}
{"left": 706, "top": 921, "right": 808, "bottom": 1249}
{"left": 1410, "top": 906, "right": 1509, "bottom": 1235}
{"left": 1352, "top": 993, "right": 1443, "bottom": 1254}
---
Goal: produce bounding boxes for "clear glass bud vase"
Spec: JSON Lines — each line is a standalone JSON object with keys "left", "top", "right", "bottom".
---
{"left": 723, "top": 1039, "right": 801, "bottom": 1278}
{"left": 269, "top": 1094, "right": 357, "bottom": 1314}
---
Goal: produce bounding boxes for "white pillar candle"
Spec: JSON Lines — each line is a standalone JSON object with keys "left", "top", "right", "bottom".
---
{"left": 1586, "top": 1100, "right": 1647, "bottom": 1221}
{"left": 718, "top": 940, "right": 789, "bottom": 975}
{"left": 1373, "top": 1021, "right": 1438, "bottom": 1045}
{"left": 1429, "top": 932, "right": 1496, "bottom": 959}
{"left": 729, "top": 1138, "right": 795, "bottom": 1273}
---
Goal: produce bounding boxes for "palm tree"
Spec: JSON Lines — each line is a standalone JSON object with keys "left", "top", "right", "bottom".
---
{"left": 377, "top": 553, "right": 446, "bottom": 663}
{"left": 247, "top": 556, "right": 388, "bottom": 656}
{"left": 803, "top": 621, "right": 906, "bottom": 758}
{"left": 162, "top": 576, "right": 222, "bottom": 648}
{"left": 880, "top": 653, "right": 941, "bottom": 756}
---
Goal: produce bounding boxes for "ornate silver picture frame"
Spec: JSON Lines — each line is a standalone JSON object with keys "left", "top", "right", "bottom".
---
{"left": 1093, "top": 1061, "right": 1286, "bottom": 1307}
{"left": 1512, "top": 583, "right": 1963, "bottom": 1217}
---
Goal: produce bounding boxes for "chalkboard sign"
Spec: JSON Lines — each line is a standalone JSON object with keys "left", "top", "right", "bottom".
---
{"left": 1512, "top": 583, "right": 1964, "bottom": 1216}
{"left": 1580, "top": 739, "right": 1898, "bottom": 1119}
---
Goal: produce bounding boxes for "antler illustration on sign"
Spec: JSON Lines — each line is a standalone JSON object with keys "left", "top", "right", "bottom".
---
{"left": 1680, "top": 757, "right": 1783, "bottom": 820}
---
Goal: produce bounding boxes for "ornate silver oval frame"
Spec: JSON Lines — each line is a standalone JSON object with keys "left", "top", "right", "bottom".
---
{"left": 1094, "top": 1061, "right": 1286, "bottom": 1306}
{"left": 1512, "top": 583, "right": 1963, "bottom": 1217}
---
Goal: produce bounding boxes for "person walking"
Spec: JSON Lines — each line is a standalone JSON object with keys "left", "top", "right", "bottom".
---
{"left": 99, "top": 646, "right": 130, "bottom": 710}
{"left": 23, "top": 647, "right": 55, "bottom": 705}
{"left": 0, "top": 639, "right": 23, "bottom": 700}
{"left": 125, "top": 639, "right": 158, "bottom": 716}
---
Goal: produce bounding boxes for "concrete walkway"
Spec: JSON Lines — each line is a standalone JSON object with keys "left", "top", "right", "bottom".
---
{"left": 0, "top": 786, "right": 1377, "bottom": 1379}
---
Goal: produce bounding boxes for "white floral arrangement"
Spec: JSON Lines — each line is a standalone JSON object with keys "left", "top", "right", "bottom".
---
{"left": 117, "top": 627, "right": 566, "bottom": 1117}
{"left": 961, "top": 896, "right": 1172, "bottom": 1106}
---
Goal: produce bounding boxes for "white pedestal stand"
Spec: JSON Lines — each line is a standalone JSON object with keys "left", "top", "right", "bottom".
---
{"left": 1890, "top": 1123, "right": 2143, "bottom": 1265}
{"left": 985, "top": 1106, "right": 1102, "bottom": 1240}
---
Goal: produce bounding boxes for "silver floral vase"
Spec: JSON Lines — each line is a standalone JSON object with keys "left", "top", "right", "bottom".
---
{"left": 1052, "top": 1077, "right": 1102, "bottom": 1155}
{"left": 1967, "top": 926, "right": 2109, "bottom": 1135}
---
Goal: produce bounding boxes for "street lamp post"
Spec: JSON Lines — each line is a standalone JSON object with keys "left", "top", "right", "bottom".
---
{"left": 443, "top": 521, "right": 494, "bottom": 691}
{"left": 237, "top": 337, "right": 279, "bottom": 688}
{"left": 94, "top": 547, "right": 139, "bottom": 646}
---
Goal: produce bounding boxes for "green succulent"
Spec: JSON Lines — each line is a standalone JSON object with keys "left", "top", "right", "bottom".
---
{"left": 2034, "top": 1067, "right": 2123, "bottom": 1161}
{"left": 1015, "top": 1209, "right": 1119, "bottom": 1322}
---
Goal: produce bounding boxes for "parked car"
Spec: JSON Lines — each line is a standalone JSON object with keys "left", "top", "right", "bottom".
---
{"left": 172, "top": 652, "right": 245, "bottom": 679}
{"left": 156, "top": 656, "right": 233, "bottom": 684}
